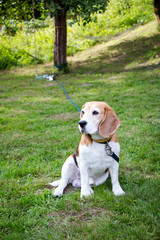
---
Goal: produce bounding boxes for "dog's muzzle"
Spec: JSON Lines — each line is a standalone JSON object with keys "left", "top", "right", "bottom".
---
{"left": 79, "top": 120, "right": 87, "bottom": 130}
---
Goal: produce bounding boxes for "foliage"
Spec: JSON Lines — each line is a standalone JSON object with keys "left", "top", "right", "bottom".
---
{"left": 1, "top": 20, "right": 20, "bottom": 36}
{"left": 0, "top": 0, "right": 46, "bottom": 24}
{"left": 0, "top": 19, "right": 54, "bottom": 70}
{"left": 75, "top": 0, "right": 154, "bottom": 38}
{"left": 0, "top": 0, "right": 155, "bottom": 70}
{"left": 0, "top": 0, "right": 108, "bottom": 24}
{"left": 57, "top": 0, "right": 107, "bottom": 26}
{"left": 0, "top": 46, "right": 32, "bottom": 70}
{"left": 0, "top": 21, "right": 160, "bottom": 239}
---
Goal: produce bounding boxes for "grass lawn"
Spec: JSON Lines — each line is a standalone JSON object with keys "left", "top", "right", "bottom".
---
{"left": 0, "top": 21, "right": 160, "bottom": 240}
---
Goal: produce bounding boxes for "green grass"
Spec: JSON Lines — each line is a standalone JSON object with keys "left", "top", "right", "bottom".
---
{"left": 0, "top": 21, "right": 160, "bottom": 240}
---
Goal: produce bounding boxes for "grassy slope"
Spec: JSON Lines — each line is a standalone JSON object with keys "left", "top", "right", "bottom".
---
{"left": 0, "top": 21, "right": 160, "bottom": 240}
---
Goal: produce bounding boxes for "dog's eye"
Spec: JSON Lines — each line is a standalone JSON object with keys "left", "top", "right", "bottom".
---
{"left": 93, "top": 111, "right": 99, "bottom": 115}
{"left": 82, "top": 111, "right": 84, "bottom": 114}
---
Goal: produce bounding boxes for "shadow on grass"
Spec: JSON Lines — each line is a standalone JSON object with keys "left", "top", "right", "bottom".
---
{"left": 71, "top": 34, "right": 160, "bottom": 74}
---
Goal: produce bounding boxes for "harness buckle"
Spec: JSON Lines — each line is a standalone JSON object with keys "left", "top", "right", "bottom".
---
{"left": 105, "top": 142, "right": 113, "bottom": 156}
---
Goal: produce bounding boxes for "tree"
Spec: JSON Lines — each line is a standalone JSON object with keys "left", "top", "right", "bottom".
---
{"left": 0, "top": 0, "right": 108, "bottom": 69}
{"left": 50, "top": 0, "right": 108, "bottom": 69}
{"left": 154, "top": 0, "right": 160, "bottom": 24}
{"left": 52, "top": 0, "right": 67, "bottom": 68}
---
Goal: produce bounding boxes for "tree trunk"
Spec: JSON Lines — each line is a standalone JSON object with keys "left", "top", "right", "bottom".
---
{"left": 154, "top": 0, "right": 160, "bottom": 24}
{"left": 54, "top": 10, "right": 67, "bottom": 68}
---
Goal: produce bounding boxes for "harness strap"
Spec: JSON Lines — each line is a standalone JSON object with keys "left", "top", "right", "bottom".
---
{"left": 110, "top": 152, "right": 119, "bottom": 163}
{"left": 73, "top": 153, "right": 79, "bottom": 167}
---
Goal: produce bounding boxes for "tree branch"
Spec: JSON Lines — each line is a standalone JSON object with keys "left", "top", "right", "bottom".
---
{"left": 26, "top": 52, "right": 44, "bottom": 63}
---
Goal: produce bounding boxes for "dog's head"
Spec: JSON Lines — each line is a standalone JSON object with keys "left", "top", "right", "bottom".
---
{"left": 79, "top": 101, "right": 120, "bottom": 138}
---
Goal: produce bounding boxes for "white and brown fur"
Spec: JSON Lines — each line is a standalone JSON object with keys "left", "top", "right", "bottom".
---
{"left": 50, "top": 101, "right": 125, "bottom": 198}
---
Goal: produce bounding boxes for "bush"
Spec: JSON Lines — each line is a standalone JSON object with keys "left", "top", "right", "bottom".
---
{"left": 76, "top": 0, "right": 154, "bottom": 39}
{"left": 0, "top": 46, "right": 35, "bottom": 70}
{"left": 0, "top": 22, "right": 54, "bottom": 70}
{"left": 2, "top": 20, "right": 20, "bottom": 36}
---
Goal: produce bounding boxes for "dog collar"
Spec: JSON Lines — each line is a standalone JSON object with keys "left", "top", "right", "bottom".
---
{"left": 91, "top": 136, "right": 112, "bottom": 143}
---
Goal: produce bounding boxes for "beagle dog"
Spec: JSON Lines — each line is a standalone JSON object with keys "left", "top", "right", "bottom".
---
{"left": 50, "top": 101, "right": 125, "bottom": 198}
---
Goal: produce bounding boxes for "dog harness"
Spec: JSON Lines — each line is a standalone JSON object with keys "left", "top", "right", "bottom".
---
{"left": 92, "top": 137, "right": 119, "bottom": 163}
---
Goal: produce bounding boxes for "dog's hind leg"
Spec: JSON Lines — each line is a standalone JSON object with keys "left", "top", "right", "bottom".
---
{"left": 72, "top": 177, "right": 94, "bottom": 188}
{"left": 72, "top": 179, "right": 81, "bottom": 188}
{"left": 53, "top": 155, "right": 78, "bottom": 197}
{"left": 94, "top": 171, "right": 109, "bottom": 186}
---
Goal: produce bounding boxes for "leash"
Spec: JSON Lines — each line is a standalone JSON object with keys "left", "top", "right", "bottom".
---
{"left": 31, "top": 1, "right": 81, "bottom": 113}
{"left": 55, "top": 79, "right": 81, "bottom": 113}
{"left": 36, "top": 74, "right": 81, "bottom": 113}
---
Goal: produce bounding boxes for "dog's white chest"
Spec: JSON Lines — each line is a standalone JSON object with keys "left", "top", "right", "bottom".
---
{"left": 79, "top": 142, "right": 120, "bottom": 177}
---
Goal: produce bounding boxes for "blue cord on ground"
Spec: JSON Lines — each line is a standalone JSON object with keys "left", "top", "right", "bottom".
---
{"left": 36, "top": 74, "right": 81, "bottom": 113}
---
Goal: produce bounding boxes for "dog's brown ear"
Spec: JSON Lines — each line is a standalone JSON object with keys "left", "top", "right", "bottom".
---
{"left": 99, "top": 107, "right": 120, "bottom": 138}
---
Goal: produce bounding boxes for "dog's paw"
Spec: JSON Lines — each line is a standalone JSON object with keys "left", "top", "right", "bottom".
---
{"left": 49, "top": 180, "right": 60, "bottom": 187}
{"left": 80, "top": 187, "right": 94, "bottom": 198}
{"left": 113, "top": 186, "right": 125, "bottom": 196}
{"left": 53, "top": 187, "right": 64, "bottom": 197}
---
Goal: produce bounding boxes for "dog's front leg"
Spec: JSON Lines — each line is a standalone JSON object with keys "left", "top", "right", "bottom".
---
{"left": 54, "top": 156, "right": 73, "bottom": 197}
{"left": 109, "top": 163, "right": 125, "bottom": 196}
{"left": 80, "top": 162, "right": 94, "bottom": 198}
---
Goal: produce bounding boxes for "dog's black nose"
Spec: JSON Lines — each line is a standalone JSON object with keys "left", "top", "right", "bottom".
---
{"left": 79, "top": 120, "right": 87, "bottom": 128}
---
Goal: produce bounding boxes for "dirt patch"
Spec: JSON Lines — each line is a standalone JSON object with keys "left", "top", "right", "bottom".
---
{"left": 138, "top": 61, "right": 160, "bottom": 68}
{"left": 64, "top": 184, "right": 76, "bottom": 194}
{"left": 48, "top": 184, "right": 111, "bottom": 224}
{"left": 105, "top": 76, "right": 123, "bottom": 83}
{"left": 111, "top": 53, "right": 126, "bottom": 62}
{"left": 45, "top": 82, "right": 57, "bottom": 87}
{"left": 146, "top": 175, "right": 160, "bottom": 179}
{"left": 48, "top": 205, "right": 110, "bottom": 226}
{"left": 85, "top": 71, "right": 94, "bottom": 74}
{"left": 5, "top": 97, "right": 18, "bottom": 102}
{"left": 107, "top": 76, "right": 122, "bottom": 80}
{"left": 77, "top": 83, "right": 92, "bottom": 87}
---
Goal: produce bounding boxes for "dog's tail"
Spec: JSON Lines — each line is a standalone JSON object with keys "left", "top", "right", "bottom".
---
{"left": 49, "top": 180, "right": 61, "bottom": 187}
